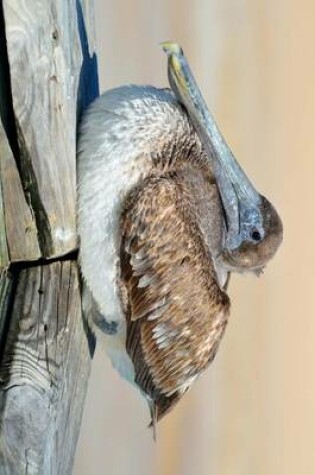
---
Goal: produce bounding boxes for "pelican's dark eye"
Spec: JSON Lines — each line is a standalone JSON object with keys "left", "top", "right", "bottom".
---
{"left": 251, "top": 229, "right": 261, "bottom": 242}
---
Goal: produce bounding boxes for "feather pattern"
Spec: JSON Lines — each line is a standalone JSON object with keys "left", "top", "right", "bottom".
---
{"left": 78, "top": 86, "right": 231, "bottom": 422}
{"left": 120, "top": 171, "right": 230, "bottom": 420}
{"left": 77, "top": 82, "right": 282, "bottom": 426}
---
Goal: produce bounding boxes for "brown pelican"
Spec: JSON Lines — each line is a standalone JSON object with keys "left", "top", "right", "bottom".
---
{"left": 77, "top": 42, "right": 283, "bottom": 431}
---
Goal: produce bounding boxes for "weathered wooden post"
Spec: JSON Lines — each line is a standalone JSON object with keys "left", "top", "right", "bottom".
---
{"left": 0, "top": 1, "right": 99, "bottom": 473}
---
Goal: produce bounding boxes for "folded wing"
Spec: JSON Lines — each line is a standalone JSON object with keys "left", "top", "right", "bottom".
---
{"left": 120, "top": 173, "right": 230, "bottom": 421}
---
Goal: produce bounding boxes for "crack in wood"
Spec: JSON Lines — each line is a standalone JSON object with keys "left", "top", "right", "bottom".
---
{"left": 0, "top": 269, "right": 17, "bottom": 362}
{"left": 0, "top": 1, "right": 18, "bottom": 159}
{"left": 14, "top": 120, "right": 54, "bottom": 257}
{"left": 8, "top": 249, "right": 79, "bottom": 273}
{"left": 0, "top": 1, "right": 53, "bottom": 259}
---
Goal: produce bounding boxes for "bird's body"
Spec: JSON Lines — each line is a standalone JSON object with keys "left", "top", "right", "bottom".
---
{"left": 77, "top": 44, "right": 283, "bottom": 426}
{"left": 78, "top": 86, "right": 230, "bottom": 419}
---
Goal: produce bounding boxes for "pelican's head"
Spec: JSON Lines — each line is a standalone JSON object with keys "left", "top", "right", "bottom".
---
{"left": 162, "top": 42, "right": 283, "bottom": 272}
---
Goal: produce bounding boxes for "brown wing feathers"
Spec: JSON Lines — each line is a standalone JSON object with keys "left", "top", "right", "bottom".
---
{"left": 120, "top": 173, "right": 230, "bottom": 421}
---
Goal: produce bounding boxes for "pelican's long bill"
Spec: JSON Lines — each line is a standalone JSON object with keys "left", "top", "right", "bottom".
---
{"left": 161, "top": 42, "right": 264, "bottom": 251}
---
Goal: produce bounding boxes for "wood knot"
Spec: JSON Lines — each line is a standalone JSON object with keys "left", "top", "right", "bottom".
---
{"left": 52, "top": 29, "right": 58, "bottom": 41}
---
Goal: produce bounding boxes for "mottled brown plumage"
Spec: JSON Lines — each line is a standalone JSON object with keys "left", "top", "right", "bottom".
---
{"left": 120, "top": 164, "right": 230, "bottom": 420}
{"left": 77, "top": 43, "right": 283, "bottom": 431}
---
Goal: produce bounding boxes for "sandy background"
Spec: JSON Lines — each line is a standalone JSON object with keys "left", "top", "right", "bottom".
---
{"left": 74, "top": 1, "right": 314, "bottom": 473}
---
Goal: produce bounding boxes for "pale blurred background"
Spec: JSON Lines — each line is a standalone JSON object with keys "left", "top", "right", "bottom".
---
{"left": 74, "top": 1, "right": 314, "bottom": 474}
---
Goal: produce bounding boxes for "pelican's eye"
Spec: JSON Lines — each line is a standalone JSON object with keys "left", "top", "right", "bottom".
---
{"left": 251, "top": 229, "right": 261, "bottom": 242}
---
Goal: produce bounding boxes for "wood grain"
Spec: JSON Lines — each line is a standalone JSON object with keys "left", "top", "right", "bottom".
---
{"left": 0, "top": 269, "right": 14, "bottom": 347}
{"left": 2, "top": 0, "right": 82, "bottom": 258}
{"left": 0, "top": 262, "right": 93, "bottom": 474}
{"left": 0, "top": 118, "right": 40, "bottom": 264}
{"left": 0, "top": 1, "right": 99, "bottom": 473}
{"left": 0, "top": 165, "right": 9, "bottom": 268}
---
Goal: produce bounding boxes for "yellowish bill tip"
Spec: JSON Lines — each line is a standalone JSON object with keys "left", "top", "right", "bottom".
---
{"left": 160, "top": 41, "right": 187, "bottom": 92}
{"left": 160, "top": 41, "right": 182, "bottom": 55}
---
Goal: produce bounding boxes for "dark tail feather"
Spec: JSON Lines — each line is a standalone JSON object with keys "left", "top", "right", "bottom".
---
{"left": 149, "top": 400, "right": 158, "bottom": 441}
{"left": 148, "top": 390, "right": 187, "bottom": 436}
